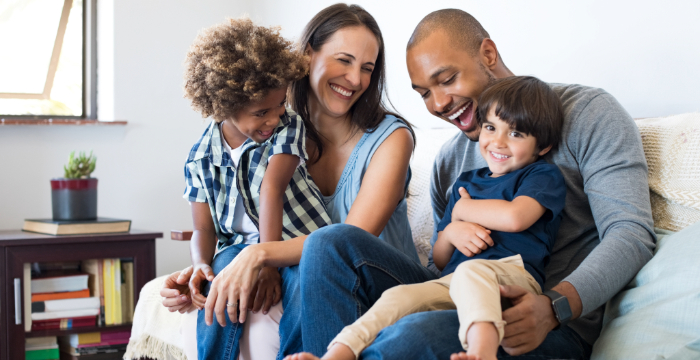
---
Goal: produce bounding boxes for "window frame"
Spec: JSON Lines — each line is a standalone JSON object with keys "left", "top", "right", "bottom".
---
{"left": 0, "top": 0, "right": 97, "bottom": 120}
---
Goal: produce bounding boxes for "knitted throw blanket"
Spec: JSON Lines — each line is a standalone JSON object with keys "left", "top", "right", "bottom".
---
{"left": 637, "top": 113, "right": 700, "bottom": 231}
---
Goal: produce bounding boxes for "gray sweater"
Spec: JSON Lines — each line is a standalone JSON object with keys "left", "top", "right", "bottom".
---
{"left": 429, "top": 83, "right": 656, "bottom": 345}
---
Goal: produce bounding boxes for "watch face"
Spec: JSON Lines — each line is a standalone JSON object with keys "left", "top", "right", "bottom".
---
{"left": 552, "top": 297, "right": 572, "bottom": 323}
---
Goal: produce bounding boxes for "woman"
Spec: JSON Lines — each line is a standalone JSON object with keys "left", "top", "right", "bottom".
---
{"left": 161, "top": 4, "right": 430, "bottom": 359}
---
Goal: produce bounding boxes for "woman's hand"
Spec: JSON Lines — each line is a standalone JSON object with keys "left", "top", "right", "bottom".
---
{"left": 204, "top": 245, "right": 265, "bottom": 326}
{"left": 247, "top": 267, "right": 282, "bottom": 315}
{"left": 160, "top": 266, "right": 197, "bottom": 313}
{"left": 189, "top": 263, "right": 215, "bottom": 310}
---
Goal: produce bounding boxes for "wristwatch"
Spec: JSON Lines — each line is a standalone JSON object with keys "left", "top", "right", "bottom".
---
{"left": 543, "top": 290, "right": 572, "bottom": 329}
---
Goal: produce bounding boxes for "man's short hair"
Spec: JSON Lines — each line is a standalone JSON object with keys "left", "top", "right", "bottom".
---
{"left": 407, "top": 9, "right": 490, "bottom": 56}
{"left": 477, "top": 76, "right": 564, "bottom": 151}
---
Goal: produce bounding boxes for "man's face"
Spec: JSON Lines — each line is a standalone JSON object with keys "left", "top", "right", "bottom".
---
{"left": 407, "top": 30, "right": 495, "bottom": 141}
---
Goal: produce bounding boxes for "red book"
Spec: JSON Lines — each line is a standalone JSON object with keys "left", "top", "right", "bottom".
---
{"left": 31, "top": 316, "right": 96, "bottom": 331}
{"left": 100, "top": 330, "right": 130, "bottom": 341}
{"left": 31, "top": 289, "right": 90, "bottom": 302}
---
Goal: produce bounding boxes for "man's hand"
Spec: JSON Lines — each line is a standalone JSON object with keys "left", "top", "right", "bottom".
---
{"left": 499, "top": 284, "right": 558, "bottom": 355}
{"left": 246, "top": 267, "right": 282, "bottom": 315}
{"left": 443, "top": 221, "right": 493, "bottom": 257}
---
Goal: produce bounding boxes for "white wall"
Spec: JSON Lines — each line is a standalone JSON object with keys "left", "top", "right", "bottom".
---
{"left": 1, "top": 0, "right": 698, "bottom": 276}
{"left": 251, "top": 0, "right": 700, "bottom": 129}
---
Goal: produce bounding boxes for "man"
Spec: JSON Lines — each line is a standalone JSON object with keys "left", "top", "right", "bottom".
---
{"left": 297, "top": 9, "right": 655, "bottom": 359}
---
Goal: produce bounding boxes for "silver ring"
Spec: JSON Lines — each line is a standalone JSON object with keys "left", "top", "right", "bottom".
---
{"left": 226, "top": 302, "right": 235, "bottom": 307}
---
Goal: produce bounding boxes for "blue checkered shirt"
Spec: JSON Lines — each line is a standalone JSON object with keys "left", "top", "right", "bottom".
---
{"left": 183, "top": 110, "right": 331, "bottom": 252}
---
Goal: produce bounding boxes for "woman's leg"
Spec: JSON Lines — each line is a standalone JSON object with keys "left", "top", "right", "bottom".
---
{"left": 197, "top": 244, "right": 248, "bottom": 360}
{"left": 297, "top": 224, "right": 438, "bottom": 356}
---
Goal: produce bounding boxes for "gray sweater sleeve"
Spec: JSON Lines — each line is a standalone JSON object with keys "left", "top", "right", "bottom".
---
{"left": 563, "top": 93, "right": 656, "bottom": 316}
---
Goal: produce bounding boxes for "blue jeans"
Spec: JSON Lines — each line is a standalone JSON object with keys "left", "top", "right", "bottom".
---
{"left": 362, "top": 310, "right": 592, "bottom": 360}
{"left": 196, "top": 244, "right": 302, "bottom": 360}
{"left": 296, "top": 224, "right": 437, "bottom": 355}
{"left": 295, "top": 224, "right": 592, "bottom": 359}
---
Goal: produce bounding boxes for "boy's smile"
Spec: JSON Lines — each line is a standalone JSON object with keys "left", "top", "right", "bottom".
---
{"left": 479, "top": 107, "right": 551, "bottom": 177}
{"left": 222, "top": 87, "right": 288, "bottom": 147}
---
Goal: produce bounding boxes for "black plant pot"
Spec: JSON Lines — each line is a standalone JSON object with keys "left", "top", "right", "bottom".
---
{"left": 51, "top": 178, "right": 98, "bottom": 221}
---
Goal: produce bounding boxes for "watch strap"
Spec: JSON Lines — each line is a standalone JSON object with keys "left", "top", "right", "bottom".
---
{"left": 543, "top": 290, "right": 572, "bottom": 329}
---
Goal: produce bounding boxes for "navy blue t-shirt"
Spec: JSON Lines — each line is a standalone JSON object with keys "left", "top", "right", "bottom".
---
{"left": 437, "top": 159, "right": 566, "bottom": 289}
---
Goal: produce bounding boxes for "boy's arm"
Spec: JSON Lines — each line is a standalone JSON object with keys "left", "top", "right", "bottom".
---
{"left": 432, "top": 231, "right": 455, "bottom": 271}
{"left": 189, "top": 201, "right": 217, "bottom": 308}
{"left": 252, "top": 153, "right": 298, "bottom": 313}
{"left": 451, "top": 187, "right": 546, "bottom": 233}
{"left": 258, "top": 153, "right": 298, "bottom": 244}
{"left": 433, "top": 221, "right": 493, "bottom": 270}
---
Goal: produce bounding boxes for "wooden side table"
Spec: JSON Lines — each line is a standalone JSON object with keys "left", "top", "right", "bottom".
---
{"left": 0, "top": 230, "right": 161, "bottom": 360}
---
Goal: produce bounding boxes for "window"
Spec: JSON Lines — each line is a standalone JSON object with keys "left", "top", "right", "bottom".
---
{"left": 0, "top": 0, "right": 96, "bottom": 118}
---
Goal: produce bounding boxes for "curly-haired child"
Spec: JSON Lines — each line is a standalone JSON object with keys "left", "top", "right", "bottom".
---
{"left": 180, "top": 18, "right": 331, "bottom": 359}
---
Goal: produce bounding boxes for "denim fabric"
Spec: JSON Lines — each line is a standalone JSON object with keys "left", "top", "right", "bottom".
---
{"left": 278, "top": 266, "right": 302, "bottom": 359}
{"left": 296, "top": 224, "right": 437, "bottom": 356}
{"left": 197, "top": 244, "right": 249, "bottom": 360}
{"left": 362, "top": 310, "right": 592, "bottom": 360}
{"left": 197, "top": 245, "right": 302, "bottom": 360}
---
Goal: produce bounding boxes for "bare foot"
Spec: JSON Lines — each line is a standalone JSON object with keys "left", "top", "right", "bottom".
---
{"left": 283, "top": 353, "right": 321, "bottom": 360}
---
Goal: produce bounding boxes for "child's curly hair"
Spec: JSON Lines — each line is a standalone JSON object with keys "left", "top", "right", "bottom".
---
{"left": 184, "top": 17, "right": 308, "bottom": 122}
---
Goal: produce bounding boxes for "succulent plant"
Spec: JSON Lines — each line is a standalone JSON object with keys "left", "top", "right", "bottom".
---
{"left": 63, "top": 151, "right": 97, "bottom": 179}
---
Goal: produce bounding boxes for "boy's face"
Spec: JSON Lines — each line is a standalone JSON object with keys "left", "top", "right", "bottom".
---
{"left": 227, "top": 87, "right": 288, "bottom": 144}
{"left": 479, "top": 107, "right": 551, "bottom": 177}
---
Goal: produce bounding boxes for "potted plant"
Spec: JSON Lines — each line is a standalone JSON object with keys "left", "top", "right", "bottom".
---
{"left": 51, "top": 151, "right": 98, "bottom": 221}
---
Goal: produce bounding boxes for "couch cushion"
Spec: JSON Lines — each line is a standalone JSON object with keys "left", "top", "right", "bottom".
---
{"left": 407, "top": 128, "right": 460, "bottom": 264}
{"left": 637, "top": 113, "right": 700, "bottom": 231}
{"left": 591, "top": 221, "right": 700, "bottom": 360}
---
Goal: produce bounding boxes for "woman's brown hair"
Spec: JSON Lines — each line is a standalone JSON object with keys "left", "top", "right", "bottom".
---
{"left": 289, "top": 3, "right": 412, "bottom": 161}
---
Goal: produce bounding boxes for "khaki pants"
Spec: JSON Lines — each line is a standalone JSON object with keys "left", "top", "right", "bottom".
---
{"left": 329, "top": 255, "right": 542, "bottom": 358}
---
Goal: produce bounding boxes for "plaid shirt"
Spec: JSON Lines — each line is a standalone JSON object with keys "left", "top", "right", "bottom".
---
{"left": 183, "top": 110, "right": 331, "bottom": 252}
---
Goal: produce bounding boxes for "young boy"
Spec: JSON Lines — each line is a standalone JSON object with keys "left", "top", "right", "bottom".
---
{"left": 180, "top": 17, "right": 331, "bottom": 343}
{"left": 285, "top": 76, "right": 566, "bottom": 360}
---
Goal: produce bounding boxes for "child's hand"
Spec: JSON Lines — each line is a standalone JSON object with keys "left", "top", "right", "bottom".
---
{"left": 160, "top": 266, "right": 196, "bottom": 313}
{"left": 246, "top": 267, "right": 282, "bottom": 315}
{"left": 189, "top": 264, "right": 215, "bottom": 310}
{"left": 443, "top": 221, "right": 493, "bottom": 257}
{"left": 452, "top": 187, "right": 473, "bottom": 222}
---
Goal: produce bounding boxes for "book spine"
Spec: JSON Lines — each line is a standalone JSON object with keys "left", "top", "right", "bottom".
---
{"left": 114, "top": 259, "right": 122, "bottom": 325}
{"left": 97, "top": 260, "right": 105, "bottom": 326}
{"left": 103, "top": 259, "right": 113, "bottom": 326}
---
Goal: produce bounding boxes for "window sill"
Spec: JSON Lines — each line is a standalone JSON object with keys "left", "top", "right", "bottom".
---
{"left": 0, "top": 118, "right": 127, "bottom": 126}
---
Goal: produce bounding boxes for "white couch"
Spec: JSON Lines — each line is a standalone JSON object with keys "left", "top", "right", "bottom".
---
{"left": 125, "top": 113, "right": 700, "bottom": 360}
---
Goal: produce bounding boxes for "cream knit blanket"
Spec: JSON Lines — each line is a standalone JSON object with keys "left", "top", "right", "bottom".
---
{"left": 637, "top": 113, "right": 700, "bottom": 231}
{"left": 124, "top": 275, "right": 187, "bottom": 360}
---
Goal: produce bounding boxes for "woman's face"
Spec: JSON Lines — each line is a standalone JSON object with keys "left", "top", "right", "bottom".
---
{"left": 307, "top": 26, "right": 380, "bottom": 120}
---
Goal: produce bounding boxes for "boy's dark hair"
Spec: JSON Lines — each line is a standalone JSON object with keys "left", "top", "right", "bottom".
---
{"left": 477, "top": 76, "right": 563, "bottom": 151}
{"left": 184, "top": 18, "right": 308, "bottom": 122}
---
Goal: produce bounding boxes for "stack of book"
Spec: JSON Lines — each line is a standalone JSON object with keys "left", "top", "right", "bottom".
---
{"left": 81, "top": 259, "right": 135, "bottom": 326}
{"left": 25, "top": 336, "right": 59, "bottom": 360}
{"left": 30, "top": 271, "right": 99, "bottom": 331}
{"left": 24, "top": 259, "right": 135, "bottom": 334}
{"left": 58, "top": 331, "right": 130, "bottom": 360}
